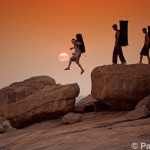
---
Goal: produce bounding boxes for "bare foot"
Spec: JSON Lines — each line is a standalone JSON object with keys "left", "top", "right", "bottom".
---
{"left": 139, "top": 62, "right": 143, "bottom": 64}
{"left": 121, "top": 62, "right": 126, "bottom": 65}
{"left": 64, "top": 68, "right": 70, "bottom": 70}
{"left": 81, "top": 70, "right": 85, "bottom": 75}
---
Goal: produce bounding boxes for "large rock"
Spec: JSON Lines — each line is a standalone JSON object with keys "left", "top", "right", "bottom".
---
{"left": 91, "top": 64, "right": 150, "bottom": 110}
{"left": 1, "top": 83, "right": 80, "bottom": 128}
{"left": 0, "top": 76, "right": 56, "bottom": 112}
{"left": 74, "top": 94, "right": 110, "bottom": 113}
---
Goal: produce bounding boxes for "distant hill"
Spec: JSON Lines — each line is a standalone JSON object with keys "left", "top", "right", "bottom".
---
{"left": 76, "top": 95, "right": 85, "bottom": 103}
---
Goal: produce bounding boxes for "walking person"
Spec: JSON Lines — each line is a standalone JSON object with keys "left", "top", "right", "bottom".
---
{"left": 64, "top": 39, "right": 85, "bottom": 75}
{"left": 112, "top": 24, "right": 127, "bottom": 64}
{"left": 139, "top": 28, "right": 150, "bottom": 64}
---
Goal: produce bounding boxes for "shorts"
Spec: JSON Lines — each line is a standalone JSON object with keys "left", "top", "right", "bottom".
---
{"left": 140, "top": 44, "right": 149, "bottom": 56}
{"left": 70, "top": 55, "right": 81, "bottom": 63}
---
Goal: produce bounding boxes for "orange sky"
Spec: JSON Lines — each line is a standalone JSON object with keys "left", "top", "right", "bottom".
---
{"left": 0, "top": 0, "right": 150, "bottom": 96}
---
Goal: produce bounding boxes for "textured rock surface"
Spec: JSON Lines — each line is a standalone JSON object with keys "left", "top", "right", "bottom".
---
{"left": 91, "top": 64, "right": 150, "bottom": 110}
{"left": 125, "top": 95, "right": 150, "bottom": 120}
{"left": 74, "top": 94, "right": 110, "bottom": 113}
{"left": 0, "top": 117, "right": 6, "bottom": 126}
{"left": 136, "top": 95, "right": 150, "bottom": 111}
{"left": 0, "top": 76, "right": 56, "bottom": 111}
{"left": 1, "top": 83, "right": 80, "bottom": 128}
{"left": 2, "top": 120, "right": 15, "bottom": 132}
{"left": 0, "top": 126, "right": 5, "bottom": 134}
{"left": 125, "top": 105, "right": 150, "bottom": 120}
{"left": 62, "top": 113, "right": 82, "bottom": 124}
{"left": 0, "top": 111, "right": 150, "bottom": 150}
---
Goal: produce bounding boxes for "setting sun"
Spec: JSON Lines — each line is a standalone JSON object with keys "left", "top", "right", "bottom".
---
{"left": 58, "top": 53, "right": 69, "bottom": 62}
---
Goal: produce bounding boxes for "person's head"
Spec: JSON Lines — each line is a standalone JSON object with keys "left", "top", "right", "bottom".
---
{"left": 112, "top": 24, "right": 117, "bottom": 30}
{"left": 71, "top": 39, "right": 76, "bottom": 44}
{"left": 142, "top": 28, "right": 147, "bottom": 34}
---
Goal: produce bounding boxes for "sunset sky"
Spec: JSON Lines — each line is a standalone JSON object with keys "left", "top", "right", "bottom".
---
{"left": 0, "top": 0, "right": 150, "bottom": 96}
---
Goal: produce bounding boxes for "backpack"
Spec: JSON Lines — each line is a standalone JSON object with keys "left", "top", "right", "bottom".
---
{"left": 76, "top": 34, "right": 86, "bottom": 53}
{"left": 119, "top": 20, "right": 128, "bottom": 47}
{"left": 148, "top": 26, "right": 150, "bottom": 48}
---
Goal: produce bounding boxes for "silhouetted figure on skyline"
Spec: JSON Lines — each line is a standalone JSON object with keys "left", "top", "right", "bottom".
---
{"left": 112, "top": 24, "right": 126, "bottom": 64}
{"left": 139, "top": 28, "right": 150, "bottom": 64}
{"left": 148, "top": 26, "right": 150, "bottom": 48}
{"left": 64, "top": 39, "right": 85, "bottom": 75}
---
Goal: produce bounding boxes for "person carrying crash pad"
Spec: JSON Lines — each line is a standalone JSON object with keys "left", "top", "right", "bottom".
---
{"left": 112, "top": 22, "right": 128, "bottom": 65}
{"left": 64, "top": 34, "right": 85, "bottom": 75}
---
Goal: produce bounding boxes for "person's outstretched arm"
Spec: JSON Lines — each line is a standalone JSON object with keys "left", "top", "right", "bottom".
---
{"left": 70, "top": 47, "right": 75, "bottom": 50}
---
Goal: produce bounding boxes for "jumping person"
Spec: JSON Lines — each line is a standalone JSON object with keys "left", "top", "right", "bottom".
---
{"left": 139, "top": 28, "right": 150, "bottom": 64}
{"left": 64, "top": 39, "right": 85, "bottom": 74}
{"left": 112, "top": 24, "right": 127, "bottom": 64}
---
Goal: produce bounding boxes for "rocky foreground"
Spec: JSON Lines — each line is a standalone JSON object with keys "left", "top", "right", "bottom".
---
{"left": 0, "top": 64, "right": 150, "bottom": 150}
{"left": 0, "top": 111, "right": 150, "bottom": 150}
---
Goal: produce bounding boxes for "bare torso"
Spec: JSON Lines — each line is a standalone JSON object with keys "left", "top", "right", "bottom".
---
{"left": 144, "top": 33, "right": 150, "bottom": 45}
{"left": 74, "top": 43, "right": 81, "bottom": 57}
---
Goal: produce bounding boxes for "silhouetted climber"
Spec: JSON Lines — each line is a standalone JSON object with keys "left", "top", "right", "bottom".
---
{"left": 64, "top": 38, "right": 85, "bottom": 75}
{"left": 139, "top": 28, "right": 150, "bottom": 64}
{"left": 148, "top": 26, "right": 150, "bottom": 48}
{"left": 112, "top": 24, "right": 127, "bottom": 64}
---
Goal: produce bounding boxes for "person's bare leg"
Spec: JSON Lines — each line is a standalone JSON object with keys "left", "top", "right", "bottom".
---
{"left": 76, "top": 62, "right": 85, "bottom": 74}
{"left": 139, "top": 55, "right": 143, "bottom": 64}
{"left": 147, "top": 56, "right": 150, "bottom": 64}
{"left": 64, "top": 59, "right": 72, "bottom": 70}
